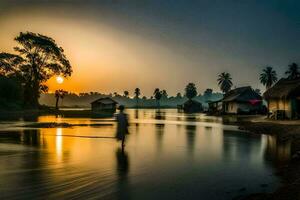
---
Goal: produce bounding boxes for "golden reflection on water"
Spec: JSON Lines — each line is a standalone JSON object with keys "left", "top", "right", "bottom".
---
{"left": 0, "top": 109, "right": 293, "bottom": 199}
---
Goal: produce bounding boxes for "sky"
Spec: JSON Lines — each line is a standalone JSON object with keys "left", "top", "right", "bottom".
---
{"left": 0, "top": 0, "right": 299, "bottom": 96}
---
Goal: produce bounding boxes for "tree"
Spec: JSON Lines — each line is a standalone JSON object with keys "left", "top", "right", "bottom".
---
{"left": 154, "top": 88, "right": 162, "bottom": 107}
{"left": 161, "top": 89, "right": 168, "bottom": 99}
{"left": 217, "top": 72, "right": 232, "bottom": 94}
{"left": 285, "top": 62, "right": 300, "bottom": 80}
{"left": 176, "top": 92, "right": 182, "bottom": 98}
{"left": 55, "top": 89, "right": 68, "bottom": 110}
{"left": 134, "top": 88, "right": 141, "bottom": 107}
{"left": 123, "top": 91, "right": 129, "bottom": 98}
{"left": 185, "top": 83, "right": 197, "bottom": 100}
{"left": 259, "top": 66, "right": 277, "bottom": 90}
{"left": 0, "top": 53, "right": 24, "bottom": 77}
{"left": 0, "top": 32, "right": 73, "bottom": 108}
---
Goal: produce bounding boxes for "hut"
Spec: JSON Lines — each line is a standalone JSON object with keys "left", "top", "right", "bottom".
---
{"left": 208, "top": 99, "right": 223, "bottom": 114}
{"left": 91, "top": 97, "right": 118, "bottom": 113}
{"left": 264, "top": 78, "right": 300, "bottom": 119}
{"left": 222, "top": 86, "right": 263, "bottom": 114}
{"left": 183, "top": 99, "right": 203, "bottom": 113}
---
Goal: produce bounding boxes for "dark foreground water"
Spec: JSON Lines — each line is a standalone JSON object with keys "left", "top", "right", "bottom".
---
{"left": 0, "top": 109, "right": 291, "bottom": 200}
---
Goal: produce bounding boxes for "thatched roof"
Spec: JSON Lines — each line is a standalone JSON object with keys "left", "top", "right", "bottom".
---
{"left": 263, "top": 78, "right": 300, "bottom": 99}
{"left": 223, "top": 86, "right": 262, "bottom": 102}
{"left": 91, "top": 97, "right": 118, "bottom": 105}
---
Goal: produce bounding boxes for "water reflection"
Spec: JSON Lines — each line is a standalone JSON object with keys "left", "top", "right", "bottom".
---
{"left": 222, "top": 130, "right": 262, "bottom": 162}
{"left": 185, "top": 116, "right": 197, "bottom": 155}
{"left": 0, "top": 109, "right": 293, "bottom": 199}
{"left": 264, "top": 135, "right": 291, "bottom": 166}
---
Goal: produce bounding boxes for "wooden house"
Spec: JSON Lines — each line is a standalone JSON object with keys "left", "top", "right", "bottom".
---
{"left": 91, "top": 97, "right": 118, "bottom": 113}
{"left": 222, "top": 86, "right": 263, "bottom": 114}
{"left": 264, "top": 78, "right": 300, "bottom": 119}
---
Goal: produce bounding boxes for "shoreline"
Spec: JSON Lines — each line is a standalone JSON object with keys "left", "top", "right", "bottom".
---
{"left": 239, "top": 119, "right": 300, "bottom": 200}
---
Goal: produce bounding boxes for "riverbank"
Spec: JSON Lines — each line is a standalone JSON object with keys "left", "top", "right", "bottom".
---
{"left": 239, "top": 119, "right": 300, "bottom": 200}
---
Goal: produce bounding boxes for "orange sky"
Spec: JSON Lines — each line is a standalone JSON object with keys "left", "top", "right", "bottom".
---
{"left": 0, "top": 1, "right": 299, "bottom": 96}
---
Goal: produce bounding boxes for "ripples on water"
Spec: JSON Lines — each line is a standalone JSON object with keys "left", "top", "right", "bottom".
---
{"left": 0, "top": 109, "right": 292, "bottom": 199}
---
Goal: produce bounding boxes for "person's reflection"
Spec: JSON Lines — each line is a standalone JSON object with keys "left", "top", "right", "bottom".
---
{"left": 185, "top": 116, "right": 197, "bottom": 155}
{"left": 115, "top": 148, "right": 130, "bottom": 200}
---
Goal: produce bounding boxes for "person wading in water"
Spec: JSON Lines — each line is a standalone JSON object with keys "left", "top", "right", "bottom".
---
{"left": 115, "top": 105, "right": 129, "bottom": 149}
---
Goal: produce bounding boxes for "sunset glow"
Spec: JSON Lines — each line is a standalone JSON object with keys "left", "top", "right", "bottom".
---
{"left": 56, "top": 76, "right": 64, "bottom": 84}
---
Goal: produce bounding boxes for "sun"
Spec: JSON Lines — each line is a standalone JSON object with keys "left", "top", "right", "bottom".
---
{"left": 56, "top": 76, "right": 64, "bottom": 84}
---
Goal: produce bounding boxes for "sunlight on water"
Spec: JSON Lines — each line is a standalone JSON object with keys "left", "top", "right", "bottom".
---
{"left": 0, "top": 109, "right": 289, "bottom": 200}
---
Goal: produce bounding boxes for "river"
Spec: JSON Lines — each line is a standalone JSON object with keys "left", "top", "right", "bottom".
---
{"left": 0, "top": 109, "right": 290, "bottom": 199}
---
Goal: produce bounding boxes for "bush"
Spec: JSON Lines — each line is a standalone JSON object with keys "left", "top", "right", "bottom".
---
{"left": 0, "top": 76, "right": 23, "bottom": 110}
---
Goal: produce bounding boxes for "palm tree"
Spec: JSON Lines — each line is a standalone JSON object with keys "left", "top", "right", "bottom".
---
{"left": 185, "top": 83, "right": 197, "bottom": 100}
{"left": 134, "top": 88, "right": 141, "bottom": 107}
{"left": 154, "top": 88, "right": 162, "bottom": 107}
{"left": 285, "top": 62, "right": 300, "bottom": 80}
{"left": 259, "top": 66, "right": 277, "bottom": 90}
{"left": 55, "top": 89, "right": 68, "bottom": 110}
{"left": 217, "top": 72, "right": 233, "bottom": 94}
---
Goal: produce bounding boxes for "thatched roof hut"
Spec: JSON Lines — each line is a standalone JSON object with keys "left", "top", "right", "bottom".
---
{"left": 183, "top": 99, "right": 203, "bottom": 113}
{"left": 222, "top": 86, "right": 263, "bottom": 114}
{"left": 264, "top": 78, "right": 300, "bottom": 100}
{"left": 223, "top": 86, "right": 262, "bottom": 103}
{"left": 263, "top": 78, "right": 300, "bottom": 119}
{"left": 91, "top": 97, "right": 118, "bottom": 113}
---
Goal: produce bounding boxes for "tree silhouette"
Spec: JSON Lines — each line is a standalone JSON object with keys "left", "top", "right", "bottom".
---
{"left": 285, "top": 63, "right": 300, "bottom": 80}
{"left": 161, "top": 89, "right": 168, "bottom": 99}
{"left": 55, "top": 89, "right": 68, "bottom": 110}
{"left": 0, "top": 53, "right": 24, "bottom": 77}
{"left": 134, "top": 88, "right": 141, "bottom": 107}
{"left": 0, "top": 32, "right": 73, "bottom": 108}
{"left": 154, "top": 88, "right": 162, "bottom": 107}
{"left": 123, "top": 91, "right": 129, "bottom": 98}
{"left": 260, "top": 66, "right": 277, "bottom": 90}
{"left": 217, "top": 72, "right": 232, "bottom": 94}
{"left": 185, "top": 83, "right": 197, "bottom": 100}
{"left": 176, "top": 92, "right": 182, "bottom": 98}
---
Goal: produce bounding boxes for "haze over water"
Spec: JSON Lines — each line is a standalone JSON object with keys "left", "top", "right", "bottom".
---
{"left": 0, "top": 109, "right": 290, "bottom": 199}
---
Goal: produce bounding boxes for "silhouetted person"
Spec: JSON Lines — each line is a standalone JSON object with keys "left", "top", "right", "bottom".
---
{"left": 116, "top": 105, "right": 129, "bottom": 149}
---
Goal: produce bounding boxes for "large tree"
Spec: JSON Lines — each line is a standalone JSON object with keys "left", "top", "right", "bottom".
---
{"left": 285, "top": 62, "right": 300, "bottom": 80}
{"left": 154, "top": 88, "right": 162, "bottom": 107}
{"left": 0, "top": 32, "right": 72, "bottom": 108}
{"left": 217, "top": 72, "right": 232, "bottom": 94}
{"left": 259, "top": 66, "right": 277, "bottom": 90}
{"left": 185, "top": 83, "right": 197, "bottom": 100}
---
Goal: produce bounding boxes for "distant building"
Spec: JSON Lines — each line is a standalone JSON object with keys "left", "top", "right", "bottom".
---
{"left": 91, "top": 97, "right": 118, "bottom": 113}
{"left": 183, "top": 99, "right": 203, "bottom": 113}
{"left": 264, "top": 78, "right": 300, "bottom": 119}
{"left": 222, "top": 86, "right": 263, "bottom": 114}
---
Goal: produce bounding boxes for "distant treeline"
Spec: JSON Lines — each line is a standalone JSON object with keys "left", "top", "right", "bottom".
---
{"left": 40, "top": 90, "right": 223, "bottom": 109}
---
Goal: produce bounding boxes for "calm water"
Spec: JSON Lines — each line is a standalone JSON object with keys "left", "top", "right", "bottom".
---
{"left": 0, "top": 109, "right": 291, "bottom": 200}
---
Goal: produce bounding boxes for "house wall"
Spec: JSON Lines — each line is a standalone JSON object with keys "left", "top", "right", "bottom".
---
{"left": 225, "top": 102, "right": 262, "bottom": 114}
{"left": 268, "top": 99, "right": 292, "bottom": 118}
